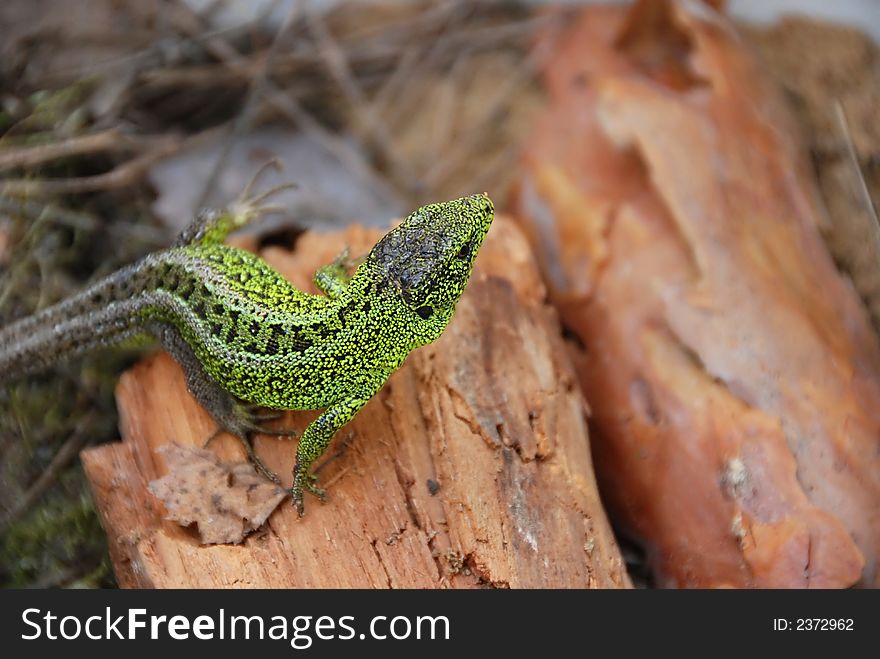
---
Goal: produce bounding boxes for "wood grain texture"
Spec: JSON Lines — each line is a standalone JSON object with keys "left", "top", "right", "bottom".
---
{"left": 81, "top": 215, "right": 629, "bottom": 589}
{"left": 514, "top": 0, "right": 880, "bottom": 587}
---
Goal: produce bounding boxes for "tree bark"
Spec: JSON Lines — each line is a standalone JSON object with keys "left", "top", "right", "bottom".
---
{"left": 513, "top": 0, "right": 880, "bottom": 587}
{"left": 81, "top": 215, "right": 630, "bottom": 588}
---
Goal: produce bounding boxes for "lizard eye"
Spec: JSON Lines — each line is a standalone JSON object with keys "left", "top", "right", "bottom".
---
{"left": 415, "top": 305, "right": 433, "bottom": 320}
{"left": 455, "top": 242, "right": 472, "bottom": 261}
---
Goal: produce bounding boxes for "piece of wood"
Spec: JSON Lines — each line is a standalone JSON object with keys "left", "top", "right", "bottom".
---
{"left": 80, "top": 215, "right": 630, "bottom": 588}
{"left": 514, "top": 0, "right": 880, "bottom": 587}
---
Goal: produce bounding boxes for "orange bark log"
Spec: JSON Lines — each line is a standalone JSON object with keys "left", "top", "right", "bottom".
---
{"left": 514, "top": 0, "right": 880, "bottom": 587}
{"left": 81, "top": 215, "right": 629, "bottom": 588}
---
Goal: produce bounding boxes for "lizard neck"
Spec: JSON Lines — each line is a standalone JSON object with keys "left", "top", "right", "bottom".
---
{"left": 344, "top": 262, "right": 420, "bottom": 348}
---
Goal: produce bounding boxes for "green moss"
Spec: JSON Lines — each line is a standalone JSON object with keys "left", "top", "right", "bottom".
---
{"left": 11, "top": 79, "right": 96, "bottom": 139}
{"left": 0, "top": 84, "right": 160, "bottom": 588}
{"left": 0, "top": 491, "right": 114, "bottom": 588}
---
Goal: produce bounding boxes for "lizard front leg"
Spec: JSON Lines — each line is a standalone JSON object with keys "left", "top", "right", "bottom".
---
{"left": 292, "top": 394, "right": 371, "bottom": 516}
{"left": 313, "top": 247, "right": 364, "bottom": 299}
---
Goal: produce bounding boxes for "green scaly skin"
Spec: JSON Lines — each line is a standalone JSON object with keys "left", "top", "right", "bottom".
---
{"left": 0, "top": 191, "right": 495, "bottom": 515}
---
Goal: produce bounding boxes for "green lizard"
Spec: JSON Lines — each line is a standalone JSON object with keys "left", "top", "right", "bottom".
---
{"left": 0, "top": 185, "right": 495, "bottom": 514}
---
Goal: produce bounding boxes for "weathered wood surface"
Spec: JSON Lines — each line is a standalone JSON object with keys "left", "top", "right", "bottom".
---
{"left": 81, "top": 215, "right": 630, "bottom": 588}
{"left": 514, "top": 0, "right": 880, "bottom": 587}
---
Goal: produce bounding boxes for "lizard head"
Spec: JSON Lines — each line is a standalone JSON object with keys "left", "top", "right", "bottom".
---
{"left": 368, "top": 193, "right": 494, "bottom": 344}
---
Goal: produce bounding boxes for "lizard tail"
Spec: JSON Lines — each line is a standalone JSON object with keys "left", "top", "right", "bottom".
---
{"left": 0, "top": 263, "right": 151, "bottom": 379}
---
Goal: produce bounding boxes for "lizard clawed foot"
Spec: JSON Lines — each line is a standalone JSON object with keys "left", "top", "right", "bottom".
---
{"left": 291, "top": 467, "right": 327, "bottom": 517}
{"left": 228, "top": 159, "right": 297, "bottom": 229}
{"left": 257, "top": 427, "right": 298, "bottom": 439}
{"left": 240, "top": 435, "right": 283, "bottom": 486}
{"left": 305, "top": 474, "right": 327, "bottom": 501}
{"left": 239, "top": 403, "right": 296, "bottom": 428}
{"left": 227, "top": 402, "right": 298, "bottom": 438}
{"left": 204, "top": 427, "right": 283, "bottom": 485}
{"left": 249, "top": 411, "right": 287, "bottom": 423}
{"left": 203, "top": 402, "right": 299, "bottom": 486}
{"left": 331, "top": 246, "right": 366, "bottom": 272}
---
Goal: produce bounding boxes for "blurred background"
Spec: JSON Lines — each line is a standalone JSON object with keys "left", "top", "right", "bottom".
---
{"left": 1, "top": 0, "right": 877, "bottom": 588}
